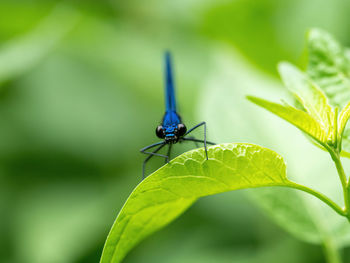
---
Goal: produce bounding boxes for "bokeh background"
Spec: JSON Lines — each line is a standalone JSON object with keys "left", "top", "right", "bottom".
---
{"left": 1, "top": 0, "right": 350, "bottom": 262}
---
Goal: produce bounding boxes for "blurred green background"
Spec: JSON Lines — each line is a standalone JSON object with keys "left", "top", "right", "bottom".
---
{"left": 1, "top": 0, "right": 350, "bottom": 262}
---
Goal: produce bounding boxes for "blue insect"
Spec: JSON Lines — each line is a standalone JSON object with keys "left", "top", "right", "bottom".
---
{"left": 140, "top": 52, "right": 215, "bottom": 179}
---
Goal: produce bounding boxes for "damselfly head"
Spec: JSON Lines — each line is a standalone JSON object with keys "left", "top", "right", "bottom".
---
{"left": 155, "top": 124, "right": 187, "bottom": 143}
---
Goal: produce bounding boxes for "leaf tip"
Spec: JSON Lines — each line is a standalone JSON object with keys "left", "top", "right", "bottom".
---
{"left": 246, "top": 95, "right": 259, "bottom": 104}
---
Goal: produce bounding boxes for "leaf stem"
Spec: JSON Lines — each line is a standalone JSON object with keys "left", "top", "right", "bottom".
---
{"left": 286, "top": 182, "right": 346, "bottom": 217}
{"left": 328, "top": 149, "right": 350, "bottom": 221}
{"left": 322, "top": 235, "right": 342, "bottom": 263}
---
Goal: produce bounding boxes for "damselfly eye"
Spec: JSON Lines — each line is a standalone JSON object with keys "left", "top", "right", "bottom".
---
{"left": 177, "top": 123, "right": 187, "bottom": 137}
{"left": 156, "top": 125, "right": 165, "bottom": 139}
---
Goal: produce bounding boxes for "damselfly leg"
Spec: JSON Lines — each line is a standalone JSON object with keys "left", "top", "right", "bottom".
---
{"left": 140, "top": 142, "right": 168, "bottom": 179}
{"left": 184, "top": 121, "right": 210, "bottom": 160}
{"left": 165, "top": 144, "right": 172, "bottom": 164}
{"left": 182, "top": 136, "right": 199, "bottom": 147}
{"left": 182, "top": 137, "right": 216, "bottom": 146}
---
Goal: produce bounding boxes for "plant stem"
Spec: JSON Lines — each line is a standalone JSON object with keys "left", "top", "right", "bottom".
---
{"left": 323, "top": 236, "right": 342, "bottom": 263}
{"left": 329, "top": 149, "right": 350, "bottom": 220}
{"left": 286, "top": 182, "right": 346, "bottom": 216}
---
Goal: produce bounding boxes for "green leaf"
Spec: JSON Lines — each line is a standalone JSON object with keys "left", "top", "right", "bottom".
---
{"left": 247, "top": 96, "right": 328, "bottom": 145}
{"left": 100, "top": 143, "right": 317, "bottom": 263}
{"left": 306, "top": 28, "right": 350, "bottom": 155}
{"left": 307, "top": 28, "right": 350, "bottom": 109}
{"left": 278, "top": 62, "right": 334, "bottom": 139}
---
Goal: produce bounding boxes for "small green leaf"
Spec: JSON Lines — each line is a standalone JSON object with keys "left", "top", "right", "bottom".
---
{"left": 338, "top": 102, "right": 350, "bottom": 139}
{"left": 247, "top": 96, "right": 328, "bottom": 145}
{"left": 100, "top": 143, "right": 315, "bottom": 263}
{"left": 307, "top": 28, "right": 350, "bottom": 109}
{"left": 306, "top": 28, "right": 350, "bottom": 155}
{"left": 278, "top": 62, "right": 334, "bottom": 140}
